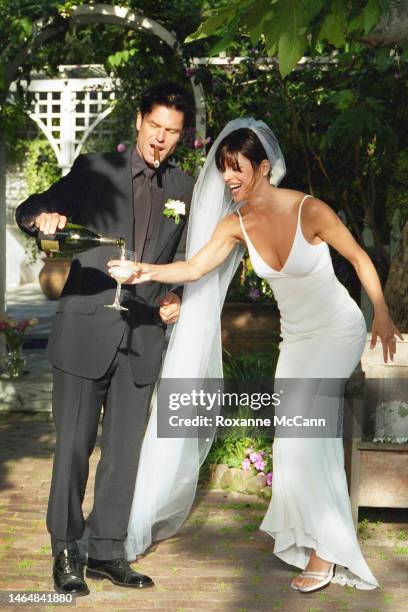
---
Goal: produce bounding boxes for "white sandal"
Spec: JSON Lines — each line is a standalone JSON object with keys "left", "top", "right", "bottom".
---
{"left": 290, "top": 563, "right": 336, "bottom": 593}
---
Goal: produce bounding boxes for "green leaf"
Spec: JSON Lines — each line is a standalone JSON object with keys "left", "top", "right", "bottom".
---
{"left": 263, "top": 12, "right": 279, "bottom": 55}
{"left": 185, "top": 13, "right": 232, "bottom": 43}
{"left": 241, "top": 0, "right": 273, "bottom": 46}
{"left": 302, "top": 0, "right": 325, "bottom": 21}
{"left": 347, "top": 13, "right": 364, "bottom": 35}
{"left": 266, "top": 0, "right": 309, "bottom": 76}
{"left": 208, "top": 23, "right": 239, "bottom": 56}
{"left": 329, "top": 89, "right": 355, "bottom": 110}
{"left": 363, "top": 0, "right": 382, "bottom": 35}
{"left": 278, "top": 29, "right": 307, "bottom": 77}
{"left": 319, "top": 13, "right": 346, "bottom": 47}
{"left": 19, "top": 18, "right": 33, "bottom": 38}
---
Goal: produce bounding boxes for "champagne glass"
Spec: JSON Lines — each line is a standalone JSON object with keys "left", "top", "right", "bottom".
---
{"left": 105, "top": 248, "right": 138, "bottom": 311}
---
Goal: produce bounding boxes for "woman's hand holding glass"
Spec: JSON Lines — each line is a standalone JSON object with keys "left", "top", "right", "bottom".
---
{"left": 105, "top": 248, "right": 139, "bottom": 311}
{"left": 108, "top": 258, "right": 153, "bottom": 285}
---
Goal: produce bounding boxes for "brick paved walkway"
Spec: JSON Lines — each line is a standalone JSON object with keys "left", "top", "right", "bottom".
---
{"left": 0, "top": 412, "right": 407, "bottom": 612}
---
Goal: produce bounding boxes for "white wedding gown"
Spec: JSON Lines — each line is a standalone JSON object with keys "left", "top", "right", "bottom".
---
{"left": 237, "top": 194, "right": 380, "bottom": 590}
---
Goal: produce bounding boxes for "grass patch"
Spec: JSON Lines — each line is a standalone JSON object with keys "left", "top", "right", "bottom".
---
{"left": 231, "top": 513, "right": 247, "bottom": 523}
{"left": 377, "top": 550, "right": 389, "bottom": 560}
{"left": 15, "top": 558, "right": 34, "bottom": 569}
{"left": 216, "top": 579, "right": 227, "bottom": 592}
{"left": 395, "top": 528, "right": 408, "bottom": 542}
{"left": 241, "top": 524, "right": 258, "bottom": 532}
{"left": 383, "top": 593, "right": 394, "bottom": 604}
{"left": 39, "top": 544, "right": 51, "bottom": 553}
{"left": 218, "top": 501, "right": 268, "bottom": 511}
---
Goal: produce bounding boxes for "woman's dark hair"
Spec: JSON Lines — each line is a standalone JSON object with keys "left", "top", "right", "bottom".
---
{"left": 215, "top": 128, "right": 269, "bottom": 173}
{"left": 140, "top": 82, "right": 192, "bottom": 126}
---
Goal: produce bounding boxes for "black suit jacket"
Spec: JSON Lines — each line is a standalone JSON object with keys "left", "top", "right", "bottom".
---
{"left": 15, "top": 149, "right": 195, "bottom": 383}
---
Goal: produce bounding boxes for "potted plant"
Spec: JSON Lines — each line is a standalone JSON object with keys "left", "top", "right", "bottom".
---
{"left": 22, "top": 139, "right": 72, "bottom": 299}
{"left": 38, "top": 251, "right": 72, "bottom": 300}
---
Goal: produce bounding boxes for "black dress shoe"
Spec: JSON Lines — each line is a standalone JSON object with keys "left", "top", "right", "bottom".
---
{"left": 86, "top": 556, "right": 154, "bottom": 588}
{"left": 53, "top": 549, "right": 90, "bottom": 596}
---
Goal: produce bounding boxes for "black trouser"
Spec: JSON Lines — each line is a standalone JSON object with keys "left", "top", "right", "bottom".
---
{"left": 46, "top": 347, "right": 154, "bottom": 559}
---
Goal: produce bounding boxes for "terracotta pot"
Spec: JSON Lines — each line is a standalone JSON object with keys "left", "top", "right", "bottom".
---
{"left": 221, "top": 302, "right": 280, "bottom": 354}
{"left": 38, "top": 256, "right": 71, "bottom": 300}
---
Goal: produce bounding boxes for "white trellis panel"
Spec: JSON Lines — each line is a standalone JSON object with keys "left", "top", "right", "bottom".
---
{"left": 10, "top": 75, "right": 117, "bottom": 175}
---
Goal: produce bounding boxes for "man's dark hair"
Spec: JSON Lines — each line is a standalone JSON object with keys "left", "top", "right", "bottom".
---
{"left": 139, "top": 82, "right": 192, "bottom": 127}
{"left": 215, "top": 128, "right": 268, "bottom": 174}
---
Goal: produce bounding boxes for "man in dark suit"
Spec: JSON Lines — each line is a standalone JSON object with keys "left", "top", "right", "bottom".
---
{"left": 15, "top": 82, "right": 195, "bottom": 596}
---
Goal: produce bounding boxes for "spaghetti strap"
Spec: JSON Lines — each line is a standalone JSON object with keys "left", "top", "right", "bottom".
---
{"left": 236, "top": 207, "right": 247, "bottom": 238}
{"left": 297, "top": 194, "right": 313, "bottom": 225}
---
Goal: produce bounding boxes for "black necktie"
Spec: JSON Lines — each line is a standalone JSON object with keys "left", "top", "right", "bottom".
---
{"left": 133, "top": 166, "right": 156, "bottom": 261}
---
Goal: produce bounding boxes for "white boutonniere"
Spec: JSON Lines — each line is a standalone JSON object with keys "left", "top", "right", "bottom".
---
{"left": 163, "top": 199, "right": 186, "bottom": 225}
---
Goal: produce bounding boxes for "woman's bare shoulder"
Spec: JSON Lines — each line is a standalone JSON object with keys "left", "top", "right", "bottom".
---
{"left": 302, "top": 195, "right": 336, "bottom": 218}
{"left": 214, "top": 212, "right": 243, "bottom": 238}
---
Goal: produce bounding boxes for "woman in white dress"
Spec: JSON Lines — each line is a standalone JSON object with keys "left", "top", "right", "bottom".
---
{"left": 111, "top": 120, "right": 402, "bottom": 593}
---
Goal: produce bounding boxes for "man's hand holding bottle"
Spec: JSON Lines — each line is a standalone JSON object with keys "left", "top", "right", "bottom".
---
{"left": 34, "top": 212, "right": 68, "bottom": 235}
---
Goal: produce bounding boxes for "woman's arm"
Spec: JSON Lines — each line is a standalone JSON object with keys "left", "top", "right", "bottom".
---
{"left": 109, "top": 214, "right": 241, "bottom": 284}
{"left": 305, "top": 198, "right": 403, "bottom": 362}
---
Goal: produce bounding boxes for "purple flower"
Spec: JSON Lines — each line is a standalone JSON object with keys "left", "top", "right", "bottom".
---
{"left": 266, "top": 472, "right": 273, "bottom": 486}
{"left": 254, "top": 459, "right": 266, "bottom": 471}
{"left": 249, "top": 451, "right": 260, "bottom": 463}
{"left": 242, "top": 458, "right": 251, "bottom": 471}
{"left": 248, "top": 287, "right": 260, "bottom": 301}
{"left": 117, "top": 143, "right": 126, "bottom": 153}
{"left": 186, "top": 67, "right": 196, "bottom": 78}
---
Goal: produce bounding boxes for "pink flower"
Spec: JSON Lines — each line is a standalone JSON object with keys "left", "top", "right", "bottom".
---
{"left": 194, "top": 138, "right": 203, "bottom": 149}
{"left": 186, "top": 67, "right": 196, "bottom": 78}
{"left": 16, "top": 321, "right": 28, "bottom": 333}
{"left": 266, "top": 472, "right": 273, "bottom": 486}
{"left": 249, "top": 451, "right": 260, "bottom": 463}
{"left": 117, "top": 143, "right": 126, "bottom": 153}
{"left": 254, "top": 459, "right": 266, "bottom": 471}
{"left": 242, "top": 458, "right": 251, "bottom": 471}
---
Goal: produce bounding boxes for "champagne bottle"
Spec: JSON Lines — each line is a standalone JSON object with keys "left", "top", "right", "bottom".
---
{"left": 36, "top": 223, "right": 126, "bottom": 254}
